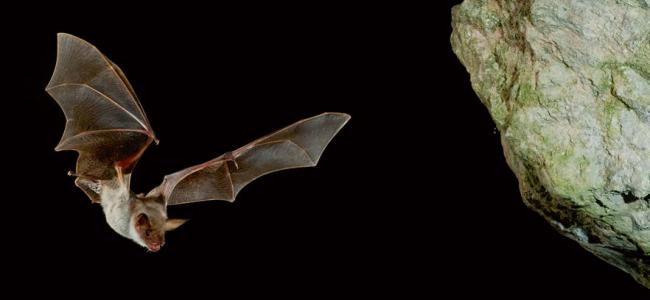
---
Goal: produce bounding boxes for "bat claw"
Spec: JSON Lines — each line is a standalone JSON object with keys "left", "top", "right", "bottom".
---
{"left": 67, "top": 171, "right": 77, "bottom": 177}
{"left": 224, "top": 151, "right": 239, "bottom": 170}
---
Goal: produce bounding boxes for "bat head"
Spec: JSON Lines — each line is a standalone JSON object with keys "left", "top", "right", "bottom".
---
{"left": 130, "top": 196, "right": 187, "bottom": 252}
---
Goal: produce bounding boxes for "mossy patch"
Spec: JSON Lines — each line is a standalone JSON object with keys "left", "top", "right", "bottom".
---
{"left": 629, "top": 38, "right": 650, "bottom": 78}
{"left": 516, "top": 82, "right": 542, "bottom": 106}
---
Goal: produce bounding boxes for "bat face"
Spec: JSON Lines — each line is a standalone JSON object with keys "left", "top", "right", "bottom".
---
{"left": 130, "top": 196, "right": 186, "bottom": 252}
{"left": 134, "top": 214, "right": 164, "bottom": 252}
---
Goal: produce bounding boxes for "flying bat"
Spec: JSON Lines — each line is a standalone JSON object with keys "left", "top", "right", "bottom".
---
{"left": 45, "top": 33, "right": 350, "bottom": 252}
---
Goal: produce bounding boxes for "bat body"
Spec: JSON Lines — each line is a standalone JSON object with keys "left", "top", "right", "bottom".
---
{"left": 46, "top": 33, "right": 350, "bottom": 251}
{"left": 86, "top": 175, "right": 171, "bottom": 251}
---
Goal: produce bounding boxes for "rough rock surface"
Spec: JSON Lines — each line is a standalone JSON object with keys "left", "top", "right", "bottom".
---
{"left": 451, "top": 0, "right": 650, "bottom": 288}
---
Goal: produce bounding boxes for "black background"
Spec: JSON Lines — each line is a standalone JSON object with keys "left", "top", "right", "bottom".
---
{"left": 5, "top": 3, "right": 425, "bottom": 297}
{"left": 1, "top": 1, "right": 648, "bottom": 296}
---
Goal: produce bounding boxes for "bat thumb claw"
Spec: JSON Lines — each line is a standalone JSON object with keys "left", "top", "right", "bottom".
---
{"left": 224, "top": 151, "right": 239, "bottom": 170}
{"left": 67, "top": 171, "right": 76, "bottom": 177}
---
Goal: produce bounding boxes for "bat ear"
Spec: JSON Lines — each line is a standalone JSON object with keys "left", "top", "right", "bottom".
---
{"left": 135, "top": 213, "right": 150, "bottom": 230}
{"left": 164, "top": 219, "right": 188, "bottom": 231}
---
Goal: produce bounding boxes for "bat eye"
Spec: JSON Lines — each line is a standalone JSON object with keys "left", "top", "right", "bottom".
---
{"left": 145, "top": 229, "right": 152, "bottom": 237}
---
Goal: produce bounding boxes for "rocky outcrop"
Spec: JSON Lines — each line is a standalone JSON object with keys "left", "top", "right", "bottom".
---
{"left": 451, "top": 0, "right": 650, "bottom": 288}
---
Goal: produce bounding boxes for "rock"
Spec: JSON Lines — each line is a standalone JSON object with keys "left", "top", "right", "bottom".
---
{"left": 451, "top": 0, "right": 650, "bottom": 288}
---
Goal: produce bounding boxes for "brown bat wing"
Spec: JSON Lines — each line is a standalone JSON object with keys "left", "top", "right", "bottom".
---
{"left": 152, "top": 112, "right": 350, "bottom": 205}
{"left": 46, "top": 33, "right": 157, "bottom": 180}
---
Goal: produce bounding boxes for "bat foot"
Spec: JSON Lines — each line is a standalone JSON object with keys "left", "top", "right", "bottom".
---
{"left": 68, "top": 171, "right": 101, "bottom": 181}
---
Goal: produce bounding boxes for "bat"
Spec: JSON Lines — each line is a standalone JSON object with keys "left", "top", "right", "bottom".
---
{"left": 45, "top": 33, "right": 350, "bottom": 252}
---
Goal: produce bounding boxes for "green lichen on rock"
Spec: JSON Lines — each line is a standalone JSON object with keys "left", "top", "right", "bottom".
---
{"left": 452, "top": 0, "right": 650, "bottom": 288}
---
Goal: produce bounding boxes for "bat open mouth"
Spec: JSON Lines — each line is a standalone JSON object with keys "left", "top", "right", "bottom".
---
{"left": 147, "top": 243, "right": 162, "bottom": 252}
